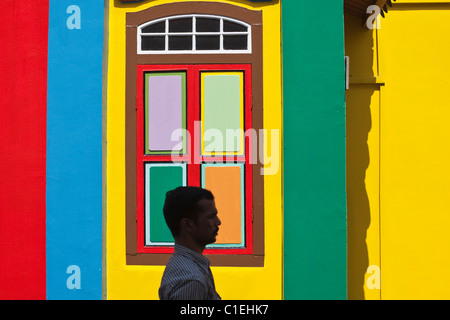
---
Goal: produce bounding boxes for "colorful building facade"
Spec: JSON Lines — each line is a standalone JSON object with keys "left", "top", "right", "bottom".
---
{"left": 1, "top": 0, "right": 448, "bottom": 300}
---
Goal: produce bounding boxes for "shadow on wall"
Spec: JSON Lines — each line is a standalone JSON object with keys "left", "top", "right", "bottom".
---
{"left": 345, "top": 12, "right": 377, "bottom": 300}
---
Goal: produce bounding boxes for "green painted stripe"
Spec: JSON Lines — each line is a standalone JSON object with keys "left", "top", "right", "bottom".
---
{"left": 282, "top": 0, "right": 347, "bottom": 300}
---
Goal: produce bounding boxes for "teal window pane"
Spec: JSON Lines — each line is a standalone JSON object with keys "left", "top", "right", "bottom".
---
{"left": 145, "top": 164, "right": 186, "bottom": 245}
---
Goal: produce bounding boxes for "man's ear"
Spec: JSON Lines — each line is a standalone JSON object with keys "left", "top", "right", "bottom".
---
{"left": 180, "top": 217, "right": 194, "bottom": 233}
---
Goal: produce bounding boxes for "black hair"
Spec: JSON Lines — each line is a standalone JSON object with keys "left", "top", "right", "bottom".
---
{"left": 163, "top": 186, "right": 214, "bottom": 237}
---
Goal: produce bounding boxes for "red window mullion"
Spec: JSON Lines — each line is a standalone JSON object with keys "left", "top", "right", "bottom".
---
{"left": 136, "top": 66, "right": 145, "bottom": 251}
{"left": 188, "top": 65, "right": 200, "bottom": 187}
{"left": 244, "top": 65, "right": 253, "bottom": 254}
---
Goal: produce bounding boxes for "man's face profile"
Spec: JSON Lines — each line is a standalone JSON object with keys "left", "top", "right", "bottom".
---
{"left": 190, "top": 199, "right": 221, "bottom": 247}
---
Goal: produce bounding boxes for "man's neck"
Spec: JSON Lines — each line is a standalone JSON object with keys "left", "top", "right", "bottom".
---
{"left": 174, "top": 238, "right": 205, "bottom": 255}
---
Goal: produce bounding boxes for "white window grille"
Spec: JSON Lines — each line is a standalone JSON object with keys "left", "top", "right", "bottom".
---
{"left": 138, "top": 14, "right": 252, "bottom": 54}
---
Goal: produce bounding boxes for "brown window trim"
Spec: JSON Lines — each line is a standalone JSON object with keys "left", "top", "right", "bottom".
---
{"left": 125, "top": 1, "right": 264, "bottom": 267}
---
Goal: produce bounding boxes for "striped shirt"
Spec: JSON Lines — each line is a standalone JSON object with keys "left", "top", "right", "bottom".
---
{"left": 159, "top": 244, "right": 221, "bottom": 300}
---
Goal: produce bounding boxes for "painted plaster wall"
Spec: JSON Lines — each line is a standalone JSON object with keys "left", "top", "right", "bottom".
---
{"left": 378, "top": 0, "right": 450, "bottom": 299}
{"left": 346, "top": 0, "right": 450, "bottom": 299}
{"left": 282, "top": 0, "right": 347, "bottom": 300}
{"left": 106, "top": 0, "right": 283, "bottom": 299}
{"left": 1, "top": 0, "right": 104, "bottom": 300}
{"left": 0, "top": 1, "right": 48, "bottom": 299}
{"left": 46, "top": 0, "right": 104, "bottom": 300}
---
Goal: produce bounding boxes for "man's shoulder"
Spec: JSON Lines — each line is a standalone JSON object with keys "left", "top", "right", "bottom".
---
{"left": 163, "top": 253, "right": 206, "bottom": 280}
{"left": 159, "top": 254, "right": 209, "bottom": 300}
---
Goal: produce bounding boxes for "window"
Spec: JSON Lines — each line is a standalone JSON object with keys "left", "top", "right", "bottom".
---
{"left": 136, "top": 64, "right": 253, "bottom": 254}
{"left": 138, "top": 15, "right": 251, "bottom": 54}
{"left": 126, "top": 2, "right": 264, "bottom": 267}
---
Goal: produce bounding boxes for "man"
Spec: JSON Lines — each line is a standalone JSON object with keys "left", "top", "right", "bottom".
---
{"left": 159, "top": 186, "right": 222, "bottom": 300}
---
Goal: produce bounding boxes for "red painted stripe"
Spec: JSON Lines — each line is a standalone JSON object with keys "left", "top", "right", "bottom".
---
{"left": 0, "top": 1, "right": 48, "bottom": 299}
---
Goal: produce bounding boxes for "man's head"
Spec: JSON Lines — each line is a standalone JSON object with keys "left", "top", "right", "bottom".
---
{"left": 163, "top": 186, "right": 221, "bottom": 246}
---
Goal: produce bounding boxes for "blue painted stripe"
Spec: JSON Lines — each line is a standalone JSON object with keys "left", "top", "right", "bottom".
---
{"left": 46, "top": 0, "right": 103, "bottom": 299}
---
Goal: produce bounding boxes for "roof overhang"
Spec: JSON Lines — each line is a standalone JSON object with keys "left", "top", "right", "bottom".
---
{"left": 118, "top": 0, "right": 394, "bottom": 25}
{"left": 118, "top": 0, "right": 394, "bottom": 19}
{"left": 344, "top": 0, "right": 396, "bottom": 19}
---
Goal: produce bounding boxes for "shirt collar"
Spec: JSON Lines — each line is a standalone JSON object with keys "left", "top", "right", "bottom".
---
{"left": 173, "top": 244, "right": 211, "bottom": 271}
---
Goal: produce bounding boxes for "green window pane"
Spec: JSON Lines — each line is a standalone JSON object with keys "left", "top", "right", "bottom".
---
{"left": 145, "top": 164, "right": 186, "bottom": 244}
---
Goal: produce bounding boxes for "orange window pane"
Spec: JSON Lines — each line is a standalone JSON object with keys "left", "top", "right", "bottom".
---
{"left": 203, "top": 164, "right": 244, "bottom": 245}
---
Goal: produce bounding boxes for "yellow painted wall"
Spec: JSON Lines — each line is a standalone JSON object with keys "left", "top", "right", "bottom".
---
{"left": 378, "top": 0, "right": 450, "bottom": 299}
{"left": 105, "top": 0, "right": 282, "bottom": 299}
{"left": 346, "top": 0, "right": 450, "bottom": 299}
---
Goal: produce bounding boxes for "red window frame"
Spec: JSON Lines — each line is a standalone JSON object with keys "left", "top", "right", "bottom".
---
{"left": 136, "top": 64, "right": 253, "bottom": 255}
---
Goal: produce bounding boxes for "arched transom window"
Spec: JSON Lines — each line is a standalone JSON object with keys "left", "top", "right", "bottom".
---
{"left": 138, "top": 15, "right": 252, "bottom": 54}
